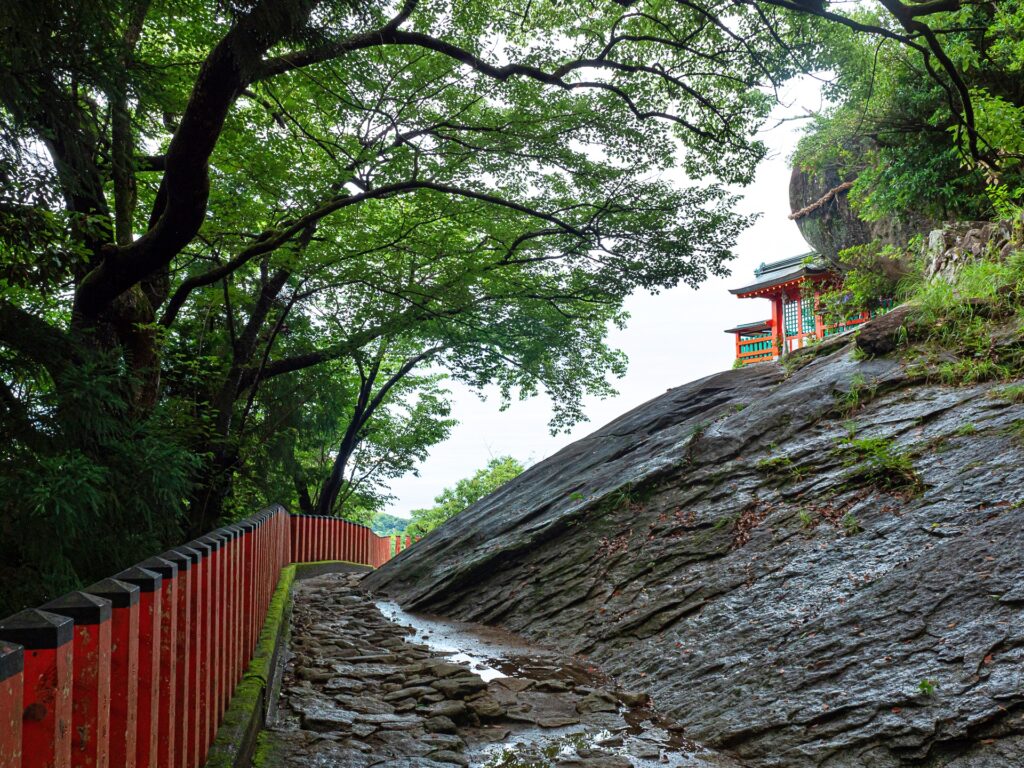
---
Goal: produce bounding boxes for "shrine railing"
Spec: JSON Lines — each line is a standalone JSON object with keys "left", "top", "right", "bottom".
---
{"left": 735, "top": 331, "right": 777, "bottom": 366}
{"left": 0, "top": 506, "right": 415, "bottom": 768}
{"left": 734, "top": 301, "right": 895, "bottom": 364}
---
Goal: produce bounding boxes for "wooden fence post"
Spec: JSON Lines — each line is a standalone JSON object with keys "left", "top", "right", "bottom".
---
{"left": 138, "top": 556, "right": 178, "bottom": 768}
{"left": 161, "top": 547, "right": 195, "bottom": 768}
{"left": 41, "top": 592, "right": 112, "bottom": 768}
{"left": 0, "top": 610, "right": 74, "bottom": 768}
{"left": 83, "top": 579, "right": 139, "bottom": 768}
{"left": 0, "top": 642, "right": 22, "bottom": 768}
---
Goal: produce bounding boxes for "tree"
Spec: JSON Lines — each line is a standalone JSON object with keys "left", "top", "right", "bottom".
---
{"left": 222, "top": 352, "right": 456, "bottom": 524}
{"left": 754, "top": 0, "right": 1016, "bottom": 174}
{"left": 371, "top": 513, "right": 409, "bottom": 536}
{"left": 406, "top": 457, "right": 525, "bottom": 536}
{"left": 1, "top": 0, "right": 803, "bottom": 605}
{"left": 788, "top": 1, "right": 1024, "bottom": 223}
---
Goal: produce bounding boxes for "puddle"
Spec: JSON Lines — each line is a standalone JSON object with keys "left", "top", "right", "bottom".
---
{"left": 373, "top": 598, "right": 740, "bottom": 768}
{"left": 376, "top": 599, "right": 563, "bottom": 683}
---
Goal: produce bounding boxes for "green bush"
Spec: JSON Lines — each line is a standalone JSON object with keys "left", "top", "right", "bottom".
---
{"left": 816, "top": 242, "right": 914, "bottom": 328}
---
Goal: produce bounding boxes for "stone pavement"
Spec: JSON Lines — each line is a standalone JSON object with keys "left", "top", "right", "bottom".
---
{"left": 259, "top": 572, "right": 744, "bottom": 767}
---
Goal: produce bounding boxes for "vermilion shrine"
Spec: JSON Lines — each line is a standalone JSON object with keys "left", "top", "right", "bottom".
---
{"left": 725, "top": 253, "right": 884, "bottom": 366}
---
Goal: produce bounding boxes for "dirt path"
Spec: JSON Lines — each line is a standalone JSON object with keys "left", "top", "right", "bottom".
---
{"left": 259, "top": 571, "right": 744, "bottom": 767}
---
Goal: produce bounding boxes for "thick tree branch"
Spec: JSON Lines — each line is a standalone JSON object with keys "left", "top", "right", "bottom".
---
{"left": 160, "top": 180, "right": 587, "bottom": 326}
{"left": 74, "top": 0, "right": 319, "bottom": 321}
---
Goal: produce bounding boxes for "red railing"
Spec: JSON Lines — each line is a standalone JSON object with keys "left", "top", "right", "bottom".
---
{"left": 0, "top": 507, "right": 413, "bottom": 768}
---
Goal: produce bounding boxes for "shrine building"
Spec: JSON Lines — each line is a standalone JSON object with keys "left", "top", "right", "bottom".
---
{"left": 725, "top": 253, "right": 882, "bottom": 366}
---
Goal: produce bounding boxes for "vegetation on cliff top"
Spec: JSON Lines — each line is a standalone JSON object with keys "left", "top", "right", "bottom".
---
{"left": 793, "top": 2, "right": 1024, "bottom": 223}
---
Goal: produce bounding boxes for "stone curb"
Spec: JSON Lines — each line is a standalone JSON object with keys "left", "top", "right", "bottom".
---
{"left": 203, "top": 561, "right": 372, "bottom": 768}
{"left": 203, "top": 564, "right": 296, "bottom": 768}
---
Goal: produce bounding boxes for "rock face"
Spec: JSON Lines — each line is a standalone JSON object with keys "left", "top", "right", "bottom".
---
{"left": 789, "top": 165, "right": 932, "bottom": 263}
{"left": 365, "top": 337, "right": 1024, "bottom": 766}
{"left": 790, "top": 165, "right": 873, "bottom": 262}
{"left": 924, "top": 217, "right": 1024, "bottom": 282}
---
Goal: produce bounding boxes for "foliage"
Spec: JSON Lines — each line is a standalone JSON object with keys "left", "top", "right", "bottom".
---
{"left": 227, "top": 362, "right": 456, "bottom": 524}
{"left": 898, "top": 245, "right": 1024, "bottom": 384}
{"left": 841, "top": 512, "right": 862, "bottom": 537}
{"left": 797, "top": 508, "right": 815, "bottom": 530}
{"left": 816, "top": 242, "right": 913, "bottom": 327}
{"left": 994, "top": 385, "right": 1024, "bottom": 404}
{"left": 793, "top": 2, "right": 1024, "bottom": 222}
{"left": 0, "top": 363, "right": 201, "bottom": 614}
{"left": 756, "top": 455, "right": 806, "bottom": 485}
{"left": 834, "top": 434, "right": 922, "bottom": 494}
{"left": 371, "top": 513, "right": 409, "bottom": 536}
{"left": 1003, "top": 419, "right": 1024, "bottom": 446}
{"left": 406, "top": 456, "right": 524, "bottom": 536}
{"left": 835, "top": 373, "right": 879, "bottom": 417}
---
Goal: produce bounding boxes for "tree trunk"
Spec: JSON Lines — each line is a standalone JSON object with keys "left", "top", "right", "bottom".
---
{"left": 314, "top": 420, "right": 361, "bottom": 516}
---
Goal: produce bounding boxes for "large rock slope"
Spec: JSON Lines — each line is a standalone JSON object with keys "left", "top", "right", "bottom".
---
{"left": 365, "top": 341, "right": 1024, "bottom": 767}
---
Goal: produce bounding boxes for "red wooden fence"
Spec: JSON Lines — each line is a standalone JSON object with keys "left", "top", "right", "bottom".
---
{"left": 0, "top": 508, "right": 415, "bottom": 768}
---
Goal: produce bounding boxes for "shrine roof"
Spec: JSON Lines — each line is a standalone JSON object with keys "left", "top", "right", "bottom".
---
{"left": 754, "top": 252, "right": 819, "bottom": 279}
{"left": 729, "top": 252, "right": 829, "bottom": 297}
{"left": 723, "top": 319, "right": 772, "bottom": 335}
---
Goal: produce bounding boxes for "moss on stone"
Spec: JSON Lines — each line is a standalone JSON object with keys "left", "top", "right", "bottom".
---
{"left": 203, "top": 564, "right": 296, "bottom": 768}
{"left": 250, "top": 731, "right": 282, "bottom": 768}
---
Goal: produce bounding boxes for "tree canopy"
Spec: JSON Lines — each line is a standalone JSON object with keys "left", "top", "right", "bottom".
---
{"left": 406, "top": 456, "right": 524, "bottom": 536}
{"left": 790, "top": 1, "right": 1024, "bottom": 223}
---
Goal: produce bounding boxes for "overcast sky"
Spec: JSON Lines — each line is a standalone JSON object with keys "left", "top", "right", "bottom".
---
{"left": 384, "top": 78, "right": 825, "bottom": 517}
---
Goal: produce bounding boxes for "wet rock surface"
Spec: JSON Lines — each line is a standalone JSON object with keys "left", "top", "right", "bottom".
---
{"left": 366, "top": 341, "right": 1024, "bottom": 767}
{"left": 262, "top": 572, "right": 742, "bottom": 767}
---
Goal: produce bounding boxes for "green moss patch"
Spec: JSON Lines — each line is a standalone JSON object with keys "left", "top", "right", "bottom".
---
{"left": 204, "top": 564, "right": 296, "bottom": 768}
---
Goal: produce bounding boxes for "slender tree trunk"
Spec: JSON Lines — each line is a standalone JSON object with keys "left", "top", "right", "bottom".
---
{"left": 313, "top": 346, "right": 442, "bottom": 515}
{"left": 315, "top": 403, "right": 366, "bottom": 515}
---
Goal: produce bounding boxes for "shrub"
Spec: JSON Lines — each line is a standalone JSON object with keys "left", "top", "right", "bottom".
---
{"left": 817, "top": 242, "right": 912, "bottom": 328}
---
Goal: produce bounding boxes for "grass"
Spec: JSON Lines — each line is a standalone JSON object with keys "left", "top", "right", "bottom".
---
{"left": 994, "top": 384, "right": 1024, "bottom": 403}
{"left": 797, "top": 508, "right": 814, "bottom": 529}
{"left": 954, "top": 423, "right": 977, "bottom": 436}
{"left": 812, "top": 235, "right": 1024, "bottom": 386}
{"left": 1004, "top": 419, "right": 1024, "bottom": 444}
{"left": 757, "top": 455, "right": 807, "bottom": 485}
{"left": 935, "top": 357, "right": 1010, "bottom": 386}
{"left": 835, "top": 373, "right": 877, "bottom": 417}
{"left": 892, "top": 248, "right": 1024, "bottom": 381}
{"left": 834, "top": 434, "right": 923, "bottom": 494}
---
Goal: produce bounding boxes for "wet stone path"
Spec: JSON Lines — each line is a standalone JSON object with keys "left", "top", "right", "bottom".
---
{"left": 261, "top": 572, "right": 742, "bottom": 767}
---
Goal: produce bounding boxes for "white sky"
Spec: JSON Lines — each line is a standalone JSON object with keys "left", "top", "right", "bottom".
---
{"left": 384, "top": 77, "right": 825, "bottom": 517}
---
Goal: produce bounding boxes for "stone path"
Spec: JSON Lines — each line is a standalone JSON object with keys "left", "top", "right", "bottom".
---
{"left": 259, "top": 571, "right": 744, "bottom": 767}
